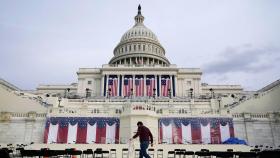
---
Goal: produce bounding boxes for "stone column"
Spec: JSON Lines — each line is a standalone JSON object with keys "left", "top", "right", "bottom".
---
{"left": 101, "top": 75, "right": 104, "bottom": 96}
{"left": 144, "top": 75, "right": 147, "bottom": 96}
{"left": 174, "top": 75, "right": 177, "bottom": 96}
{"left": 169, "top": 75, "right": 173, "bottom": 96}
{"left": 122, "top": 74, "right": 125, "bottom": 97}
{"left": 159, "top": 75, "right": 162, "bottom": 96}
{"left": 133, "top": 75, "right": 136, "bottom": 96}
{"left": 118, "top": 75, "right": 120, "bottom": 96}
{"left": 106, "top": 75, "right": 109, "bottom": 96}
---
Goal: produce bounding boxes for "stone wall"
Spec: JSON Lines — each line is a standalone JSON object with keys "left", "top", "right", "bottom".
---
{"left": 231, "top": 82, "right": 280, "bottom": 113}
{"left": 0, "top": 119, "right": 46, "bottom": 144}
{"left": 233, "top": 113, "right": 280, "bottom": 147}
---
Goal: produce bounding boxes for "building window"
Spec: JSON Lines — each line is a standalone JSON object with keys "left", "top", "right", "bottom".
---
{"left": 125, "top": 46, "right": 127, "bottom": 52}
{"left": 138, "top": 45, "right": 141, "bottom": 50}
{"left": 134, "top": 45, "right": 136, "bottom": 51}
{"left": 121, "top": 47, "right": 123, "bottom": 53}
{"left": 88, "top": 81, "right": 92, "bottom": 85}
{"left": 143, "top": 45, "right": 145, "bottom": 51}
{"left": 129, "top": 45, "right": 131, "bottom": 51}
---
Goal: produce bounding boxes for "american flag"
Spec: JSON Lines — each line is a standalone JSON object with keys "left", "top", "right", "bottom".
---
{"left": 135, "top": 57, "right": 143, "bottom": 65}
{"left": 161, "top": 77, "right": 171, "bottom": 96}
{"left": 123, "top": 76, "right": 133, "bottom": 97}
{"left": 146, "top": 76, "right": 155, "bottom": 96}
{"left": 108, "top": 77, "right": 118, "bottom": 96}
{"left": 135, "top": 76, "right": 144, "bottom": 96}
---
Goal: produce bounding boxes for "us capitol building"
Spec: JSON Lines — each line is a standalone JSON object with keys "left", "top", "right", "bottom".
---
{"left": 1, "top": 6, "right": 280, "bottom": 149}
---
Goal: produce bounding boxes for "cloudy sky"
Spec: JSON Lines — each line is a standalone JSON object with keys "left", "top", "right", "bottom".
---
{"left": 0, "top": 0, "right": 279, "bottom": 91}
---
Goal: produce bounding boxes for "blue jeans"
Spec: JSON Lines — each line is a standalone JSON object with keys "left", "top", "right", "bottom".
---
{"left": 139, "top": 141, "right": 151, "bottom": 158}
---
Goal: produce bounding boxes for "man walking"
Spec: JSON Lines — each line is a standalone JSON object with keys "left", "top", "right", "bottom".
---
{"left": 130, "top": 121, "right": 153, "bottom": 158}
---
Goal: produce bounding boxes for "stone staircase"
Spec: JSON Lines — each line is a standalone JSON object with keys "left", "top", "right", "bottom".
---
{"left": 230, "top": 79, "right": 280, "bottom": 113}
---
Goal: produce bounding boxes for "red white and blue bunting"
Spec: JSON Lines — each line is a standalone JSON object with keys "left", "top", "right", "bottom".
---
{"left": 159, "top": 117, "right": 234, "bottom": 144}
{"left": 44, "top": 117, "right": 120, "bottom": 144}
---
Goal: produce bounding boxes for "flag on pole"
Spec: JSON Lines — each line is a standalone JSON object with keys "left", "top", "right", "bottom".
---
{"left": 135, "top": 75, "right": 144, "bottom": 96}
{"left": 108, "top": 76, "right": 118, "bottom": 96}
{"left": 123, "top": 76, "right": 133, "bottom": 96}
{"left": 161, "top": 76, "right": 171, "bottom": 97}
{"left": 146, "top": 75, "right": 155, "bottom": 96}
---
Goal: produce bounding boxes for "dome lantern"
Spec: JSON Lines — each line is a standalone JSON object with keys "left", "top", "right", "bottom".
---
{"left": 134, "top": 5, "right": 144, "bottom": 25}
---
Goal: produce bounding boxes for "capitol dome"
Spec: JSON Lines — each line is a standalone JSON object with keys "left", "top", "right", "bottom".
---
{"left": 109, "top": 5, "right": 170, "bottom": 66}
{"left": 120, "top": 23, "right": 159, "bottom": 42}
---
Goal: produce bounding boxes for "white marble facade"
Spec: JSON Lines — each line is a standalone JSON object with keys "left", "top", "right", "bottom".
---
{"left": 1, "top": 6, "right": 280, "bottom": 148}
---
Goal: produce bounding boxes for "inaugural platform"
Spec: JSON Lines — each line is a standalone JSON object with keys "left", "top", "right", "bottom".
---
{"left": 1, "top": 4, "right": 280, "bottom": 158}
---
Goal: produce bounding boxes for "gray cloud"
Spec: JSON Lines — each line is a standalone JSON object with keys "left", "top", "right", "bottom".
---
{"left": 203, "top": 45, "right": 280, "bottom": 74}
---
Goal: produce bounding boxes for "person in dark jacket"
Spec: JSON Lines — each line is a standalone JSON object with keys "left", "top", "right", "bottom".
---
{"left": 130, "top": 121, "right": 153, "bottom": 158}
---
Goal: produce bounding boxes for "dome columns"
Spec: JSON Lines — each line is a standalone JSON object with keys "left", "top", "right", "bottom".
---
{"left": 110, "top": 55, "right": 169, "bottom": 67}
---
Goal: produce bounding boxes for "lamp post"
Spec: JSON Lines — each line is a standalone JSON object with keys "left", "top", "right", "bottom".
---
{"left": 168, "top": 88, "right": 171, "bottom": 99}
{"left": 85, "top": 88, "right": 90, "bottom": 98}
{"left": 107, "top": 88, "right": 111, "bottom": 99}
{"left": 209, "top": 88, "right": 214, "bottom": 99}
{"left": 66, "top": 88, "right": 70, "bottom": 98}
{"left": 130, "top": 88, "right": 133, "bottom": 99}
{"left": 58, "top": 96, "right": 62, "bottom": 107}
{"left": 217, "top": 97, "right": 221, "bottom": 114}
{"left": 153, "top": 88, "right": 156, "bottom": 99}
{"left": 190, "top": 88, "right": 193, "bottom": 99}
